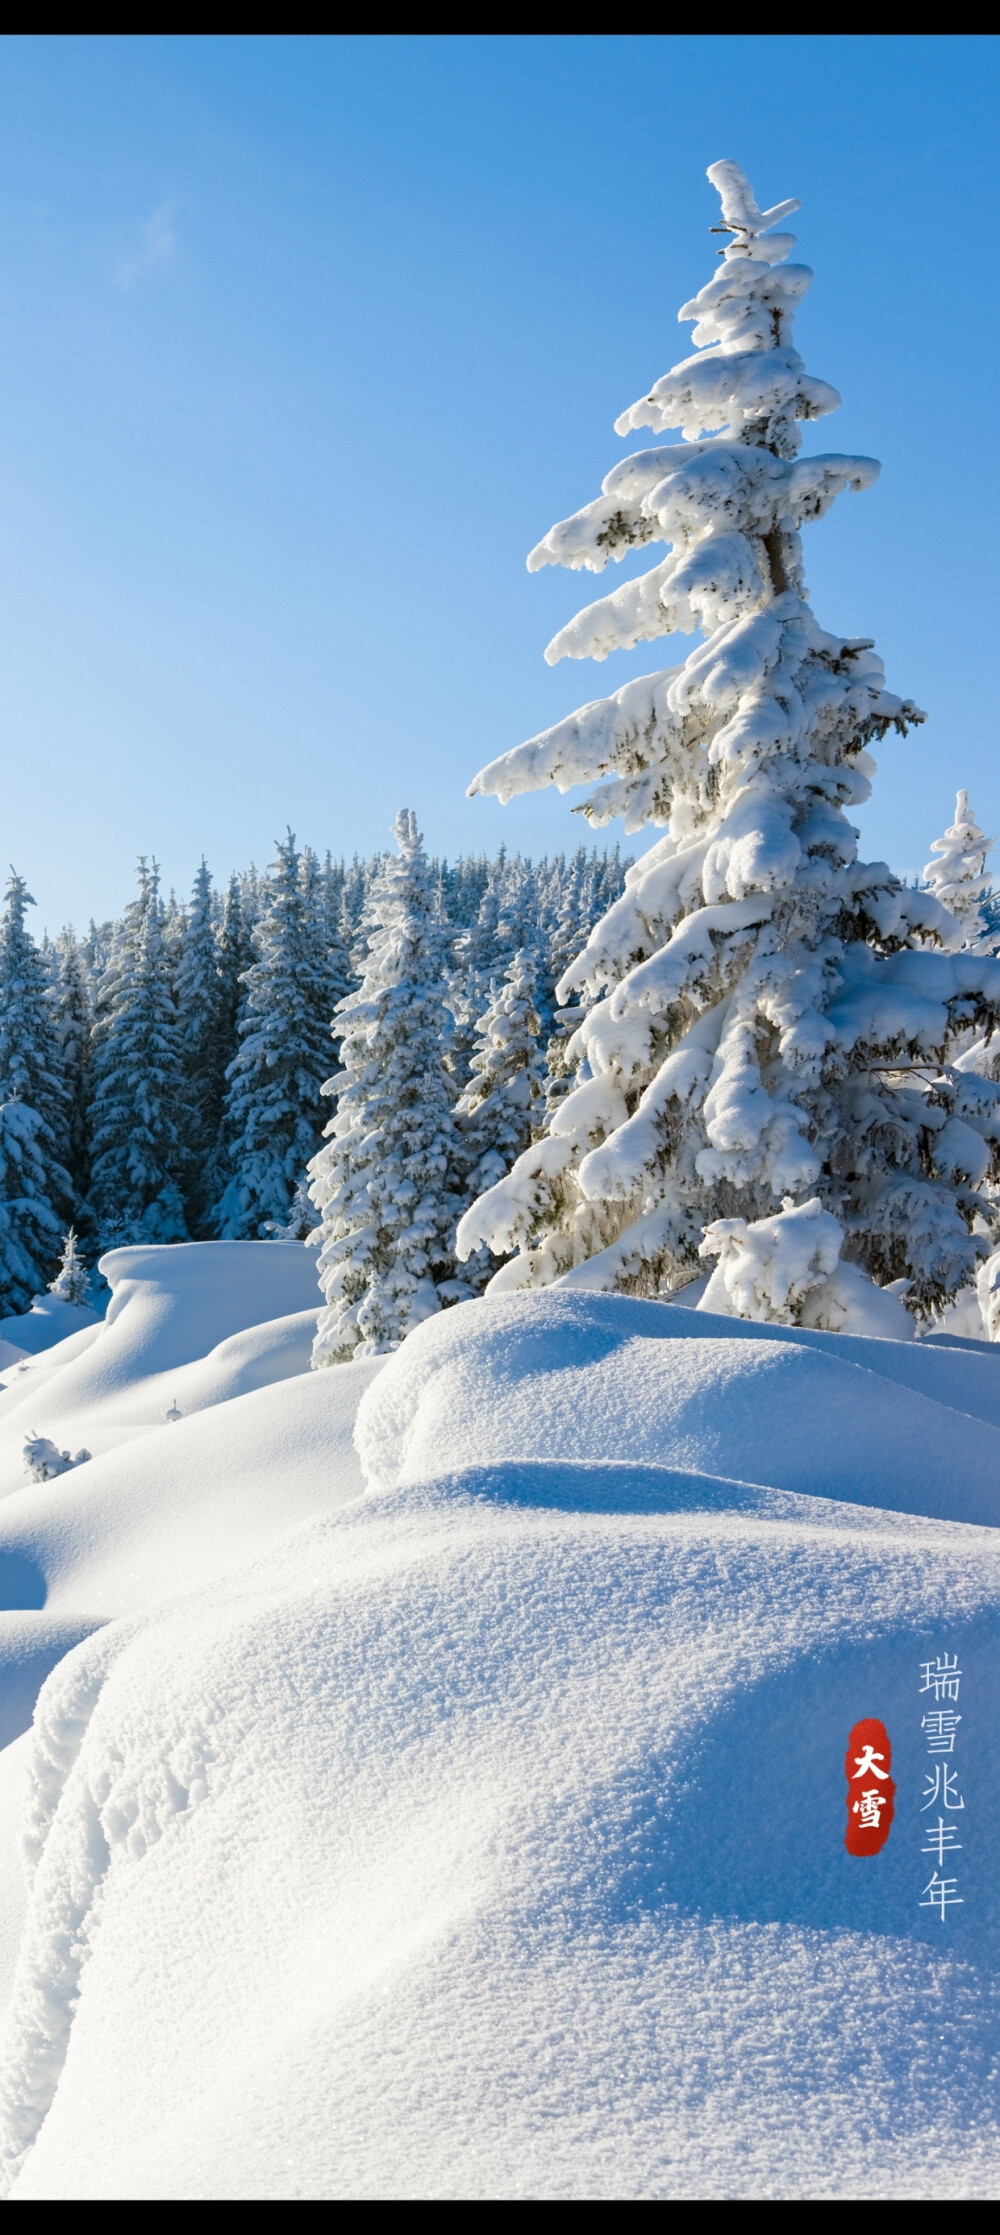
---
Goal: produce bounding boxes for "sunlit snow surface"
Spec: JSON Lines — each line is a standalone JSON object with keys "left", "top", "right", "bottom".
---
{"left": 1, "top": 1251, "right": 999, "bottom": 2197}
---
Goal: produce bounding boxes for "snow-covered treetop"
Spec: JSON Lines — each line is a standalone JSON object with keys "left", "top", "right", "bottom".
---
{"left": 513, "top": 158, "right": 861, "bottom": 653}
{"left": 923, "top": 791, "right": 994, "bottom": 949}
{"left": 470, "top": 158, "right": 910, "bottom": 831}
{"left": 392, "top": 807, "right": 421, "bottom": 859}
{"left": 703, "top": 158, "right": 800, "bottom": 241}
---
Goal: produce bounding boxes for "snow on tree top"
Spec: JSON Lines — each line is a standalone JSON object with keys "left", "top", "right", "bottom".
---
{"left": 471, "top": 158, "right": 885, "bottom": 707}
{"left": 705, "top": 158, "right": 801, "bottom": 243}
{"left": 923, "top": 791, "right": 995, "bottom": 951}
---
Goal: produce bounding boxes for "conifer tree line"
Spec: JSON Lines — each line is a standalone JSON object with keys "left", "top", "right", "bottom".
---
{"left": 0, "top": 836, "right": 627, "bottom": 1315}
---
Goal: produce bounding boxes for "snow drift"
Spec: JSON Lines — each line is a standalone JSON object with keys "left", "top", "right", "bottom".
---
{"left": 0, "top": 1298, "right": 98, "bottom": 1359}
{"left": 1, "top": 1252, "right": 999, "bottom": 2198}
{"left": 357, "top": 1290, "right": 1000, "bottom": 1526}
{"left": 0, "top": 1240, "right": 325, "bottom": 1494}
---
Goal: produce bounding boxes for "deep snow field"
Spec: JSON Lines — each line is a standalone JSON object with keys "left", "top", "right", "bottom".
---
{"left": 0, "top": 1241, "right": 998, "bottom": 2200}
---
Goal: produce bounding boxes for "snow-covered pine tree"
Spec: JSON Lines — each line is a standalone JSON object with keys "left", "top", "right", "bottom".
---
{"left": 595, "top": 842, "right": 626, "bottom": 915}
{"left": 215, "top": 872, "right": 253, "bottom": 1076}
{"left": 320, "top": 850, "right": 344, "bottom": 919}
{"left": 446, "top": 851, "right": 505, "bottom": 1095}
{"left": 238, "top": 865, "right": 263, "bottom": 949}
{"left": 89, "top": 860, "right": 189, "bottom": 1247}
{"left": 47, "top": 1226, "right": 92, "bottom": 1307}
{"left": 0, "top": 1102, "right": 66, "bottom": 1315}
{"left": 459, "top": 160, "right": 1000, "bottom": 1328}
{"left": 544, "top": 849, "right": 588, "bottom": 1003}
{"left": 49, "top": 928, "right": 93, "bottom": 1210}
{"left": 175, "top": 859, "right": 221, "bottom": 1228}
{"left": 80, "top": 919, "right": 113, "bottom": 1007}
{"left": 460, "top": 850, "right": 507, "bottom": 973}
{"left": 495, "top": 855, "right": 540, "bottom": 961}
{"left": 198, "top": 872, "right": 253, "bottom": 1228}
{"left": 923, "top": 792, "right": 994, "bottom": 951}
{"left": 923, "top": 796, "right": 1000, "bottom": 1335}
{"left": 444, "top": 853, "right": 490, "bottom": 931}
{"left": 340, "top": 855, "right": 368, "bottom": 958}
{"left": 0, "top": 875, "right": 71, "bottom": 1148}
{"left": 301, "top": 846, "right": 354, "bottom": 1066}
{"left": 447, "top": 851, "right": 541, "bottom": 1095}
{"left": 318, "top": 854, "right": 355, "bottom": 1042}
{"left": 214, "top": 832, "right": 333, "bottom": 1239}
{"left": 308, "top": 810, "right": 463, "bottom": 1362}
{"left": 161, "top": 885, "right": 186, "bottom": 976}
{"left": 539, "top": 848, "right": 595, "bottom": 1114}
{"left": 0, "top": 874, "right": 73, "bottom": 1303}
{"left": 454, "top": 944, "right": 545, "bottom": 1293}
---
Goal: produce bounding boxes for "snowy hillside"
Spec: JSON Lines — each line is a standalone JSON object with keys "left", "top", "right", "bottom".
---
{"left": 0, "top": 1241, "right": 998, "bottom": 2198}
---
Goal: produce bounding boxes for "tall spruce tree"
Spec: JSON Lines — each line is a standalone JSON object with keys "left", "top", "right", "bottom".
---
{"left": 213, "top": 832, "right": 332, "bottom": 1238}
{"left": 0, "top": 1102, "right": 65, "bottom": 1315}
{"left": 199, "top": 873, "right": 253, "bottom": 1229}
{"left": 0, "top": 873, "right": 73, "bottom": 1306}
{"left": 0, "top": 875, "right": 69, "bottom": 1143}
{"left": 215, "top": 872, "right": 253, "bottom": 1081}
{"left": 301, "top": 846, "right": 353, "bottom": 1067}
{"left": 308, "top": 810, "right": 463, "bottom": 1362}
{"left": 49, "top": 928, "right": 93, "bottom": 1211}
{"left": 448, "top": 850, "right": 500, "bottom": 1091}
{"left": 460, "top": 159, "right": 1000, "bottom": 1327}
{"left": 88, "top": 860, "right": 188, "bottom": 1248}
{"left": 454, "top": 944, "right": 545, "bottom": 1293}
{"left": 80, "top": 919, "right": 113, "bottom": 1008}
{"left": 175, "top": 859, "right": 222, "bottom": 1228}
{"left": 340, "top": 856, "right": 369, "bottom": 960}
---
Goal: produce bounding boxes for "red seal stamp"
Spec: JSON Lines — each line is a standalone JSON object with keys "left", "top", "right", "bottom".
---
{"left": 845, "top": 1716, "right": 895, "bottom": 1855}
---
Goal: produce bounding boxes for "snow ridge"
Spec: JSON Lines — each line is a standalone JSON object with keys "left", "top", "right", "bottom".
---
{"left": 0, "top": 1626, "right": 131, "bottom": 2185}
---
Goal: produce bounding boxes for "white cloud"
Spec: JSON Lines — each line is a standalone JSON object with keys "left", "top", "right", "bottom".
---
{"left": 114, "top": 205, "right": 178, "bottom": 289}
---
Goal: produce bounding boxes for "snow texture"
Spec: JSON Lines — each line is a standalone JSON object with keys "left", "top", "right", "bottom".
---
{"left": 697, "top": 1194, "right": 913, "bottom": 1337}
{"left": 0, "top": 1275, "right": 998, "bottom": 2197}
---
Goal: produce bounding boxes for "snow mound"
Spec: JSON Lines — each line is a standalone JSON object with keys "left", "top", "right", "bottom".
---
{"left": 0, "top": 1241, "right": 324, "bottom": 1493}
{"left": 0, "top": 1241, "right": 380, "bottom": 2055}
{"left": 0, "top": 1614, "right": 103, "bottom": 1751}
{"left": 1, "top": 1473, "right": 998, "bottom": 2199}
{"left": 0, "top": 1360, "right": 382, "bottom": 1622}
{"left": 0, "top": 1300, "right": 99, "bottom": 1361}
{"left": 2, "top": 1278, "right": 1000, "bottom": 2197}
{"left": 356, "top": 1291, "right": 1000, "bottom": 1526}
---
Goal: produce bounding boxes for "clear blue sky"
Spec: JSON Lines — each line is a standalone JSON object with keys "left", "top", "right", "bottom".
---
{"left": 0, "top": 34, "right": 996, "bottom": 932}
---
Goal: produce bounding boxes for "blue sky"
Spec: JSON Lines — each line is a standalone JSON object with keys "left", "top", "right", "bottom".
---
{"left": 0, "top": 34, "right": 996, "bottom": 931}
